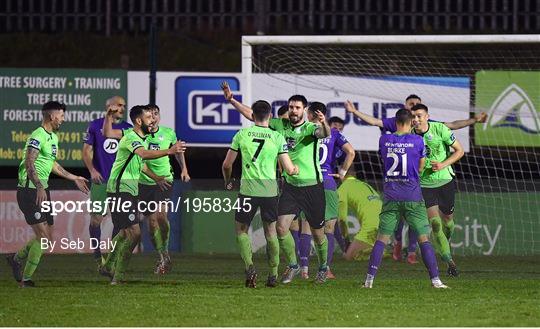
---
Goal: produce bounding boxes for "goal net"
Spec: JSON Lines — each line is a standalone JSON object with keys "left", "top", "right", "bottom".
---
{"left": 242, "top": 35, "right": 540, "bottom": 256}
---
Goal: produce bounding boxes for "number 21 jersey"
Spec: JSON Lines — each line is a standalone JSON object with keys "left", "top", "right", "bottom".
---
{"left": 378, "top": 133, "right": 425, "bottom": 202}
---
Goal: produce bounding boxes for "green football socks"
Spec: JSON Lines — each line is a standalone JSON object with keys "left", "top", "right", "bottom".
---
{"left": 236, "top": 233, "right": 253, "bottom": 270}
{"left": 151, "top": 226, "right": 164, "bottom": 253}
{"left": 266, "top": 236, "right": 279, "bottom": 276}
{"left": 278, "top": 231, "right": 298, "bottom": 266}
{"left": 103, "top": 233, "right": 127, "bottom": 271}
{"left": 114, "top": 237, "right": 135, "bottom": 281}
{"left": 162, "top": 220, "right": 170, "bottom": 252}
{"left": 314, "top": 237, "right": 328, "bottom": 270}
{"left": 22, "top": 239, "right": 43, "bottom": 280}
{"left": 443, "top": 219, "right": 455, "bottom": 240}
{"left": 16, "top": 238, "right": 35, "bottom": 261}
{"left": 430, "top": 216, "right": 452, "bottom": 262}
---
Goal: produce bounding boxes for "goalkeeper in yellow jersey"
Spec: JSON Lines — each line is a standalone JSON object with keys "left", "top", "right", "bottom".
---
{"left": 338, "top": 167, "right": 383, "bottom": 261}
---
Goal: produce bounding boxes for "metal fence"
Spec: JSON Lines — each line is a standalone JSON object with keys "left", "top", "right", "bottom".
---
{"left": 1, "top": 0, "right": 539, "bottom": 35}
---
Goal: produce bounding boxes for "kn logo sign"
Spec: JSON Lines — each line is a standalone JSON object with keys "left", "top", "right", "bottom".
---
{"left": 176, "top": 76, "right": 242, "bottom": 146}
{"left": 475, "top": 71, "right": 540, "bottom": 147}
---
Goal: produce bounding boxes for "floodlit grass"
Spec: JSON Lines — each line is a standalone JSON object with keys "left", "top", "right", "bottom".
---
{"left": 1, "top": 254, "right": 539, "bottom": 326}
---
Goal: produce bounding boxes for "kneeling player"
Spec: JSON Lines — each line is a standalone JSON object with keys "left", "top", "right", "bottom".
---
{"left": 363, "top": 109, "right": 447, "bottom": 289}
{"left": 338, "top": 167, "right": 382, "bottom": 261}
{"left": 222, "top": 100, "right": 299, "bottom": 288}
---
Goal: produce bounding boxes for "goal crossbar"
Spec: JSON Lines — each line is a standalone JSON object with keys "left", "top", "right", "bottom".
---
{"left": 242, "top": 34, "right": 540, "bottom": 46}
{"left": 241, "top": 34, "right": 540, "bottom": 106}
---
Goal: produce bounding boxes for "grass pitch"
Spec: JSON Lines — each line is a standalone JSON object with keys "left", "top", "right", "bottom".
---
{"left": 1, "top": 253, "right": 539, "bottom": 326}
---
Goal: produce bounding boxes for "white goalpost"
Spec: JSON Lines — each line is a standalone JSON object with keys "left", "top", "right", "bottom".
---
{"left": 241, "top": 34, "right": 540, "bottom": 256}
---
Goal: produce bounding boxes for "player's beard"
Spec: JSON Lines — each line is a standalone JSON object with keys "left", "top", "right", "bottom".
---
{"left": 289, "top": 114, "right": 301, "bottom": 125}
{"left": 141, "top": 122, "right": 151, "bottom": 135}
{"left": 52, "top": 121, "right": 62, "bottom": 132}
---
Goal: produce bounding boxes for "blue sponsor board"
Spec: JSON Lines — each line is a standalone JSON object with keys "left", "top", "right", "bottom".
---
{"left": 175, "top": 76, "right": 242, "bottom": 146}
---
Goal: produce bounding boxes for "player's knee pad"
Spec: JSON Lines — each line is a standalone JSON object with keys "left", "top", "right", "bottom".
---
{"left": 430, "top": 216, "right": 442, "bottom": 232}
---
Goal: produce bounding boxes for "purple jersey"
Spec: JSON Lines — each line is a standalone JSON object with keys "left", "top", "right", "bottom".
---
{"left": 83, "top": 117, "right": 132, "bottom": 180}
{"left": 382, "top": 117, "right": 399, "bottom": 133}
{"left": 334, "top": 147, "right": 346, "bottom": 166}
{"left": 382, "top": 116, "right": 439, "bottom": 133}
{"left": 379, "top": 133, "right": 426, "bottom": 202}
{"left": 320, "top": 128, "right": 348, "bottom": 190}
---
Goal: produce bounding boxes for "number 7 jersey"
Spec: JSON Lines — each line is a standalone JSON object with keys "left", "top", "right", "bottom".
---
{"left": 230, "top": 125, "right": 289, "bottom": 197}
{"left": 379, "top": 133, "right": 426, "bottom": 202}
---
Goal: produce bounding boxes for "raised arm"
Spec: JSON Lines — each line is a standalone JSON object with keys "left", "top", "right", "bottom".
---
{"left": 278, "top": 153, "right": 299, "bottom": 176}
{"left": 313, "top": 110, "right": 331, "bottom": 138}
{"left": 52, "top": 162, "right": 89, "bottom": 194}
{"left": 102, "top": 109, "right": 123, "bottom": 139}
{"left": 222, "top": 149, "right": 238, "bottom": 189}
{"left": 444, "top": 112, "right": 487, "bottom": 130}
{"left": 221, "top": 81, "right": 254, "bottom": 121}
{"left": 345, "top": 100, "right": 383, "bottom": 128}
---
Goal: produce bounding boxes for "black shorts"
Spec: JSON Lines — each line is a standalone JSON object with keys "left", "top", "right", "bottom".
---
{"left": 422, "top": 180, "right": 456, "bottom": 215}
{"left": 278, "top": 182, "right": 325, "bottom": 229}
{"left": 235, "top": 194, "right": 278, "bottom": 225}
{"left": 17, "top": 187, "right": 53, "bottom": 226}
{"left": 138, "top": 184, "right": 172, "bottom": 215}
{"left": 107, "top": 192, "right": 139, "bottom": 230}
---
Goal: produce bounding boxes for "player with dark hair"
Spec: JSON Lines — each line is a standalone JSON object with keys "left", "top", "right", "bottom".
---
{"left": 276, "top": 104, "right": 299, "bottom": 249}
{"left": 345, "top": 94, "right": 484, "bottom": 264}
{"left": 6, "top": 101, "right": 89, "bottom": 287}
{"left": 140, "top": 104, "right": 190, "bottom": 274}
{"left": 363, "top": 108, "right": 447, "bottom": 289}
{"left": 328, "top": 116, "right": 345, "bottom": 131}
{"left": 277, "top": 105, "right": 289, "bottom": 119}
{"left": 411, "top": 103, "right": 464, "bottom": 276}
{"left": 222, "top": 100, "right": 299, "bottom": 288}
{"left": 102, "top": 104, "right": 190, "bottom": 275}
{"left": 297, "top": 102, "right": 355, "bottom": 279}
{"left": 83, "top": 96, "right": 132, "bottom": 266}
{"left": 346, "top": 94, "right": 487, "bottom": 132}
{"left": 222, "top": 82, "right": 331, "bottom": 284}
{"left": 98, "top": 105, "right": 185, "bottom": 284}
{"left": 326, "top": 115, "right": 351, "bottom": 254}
